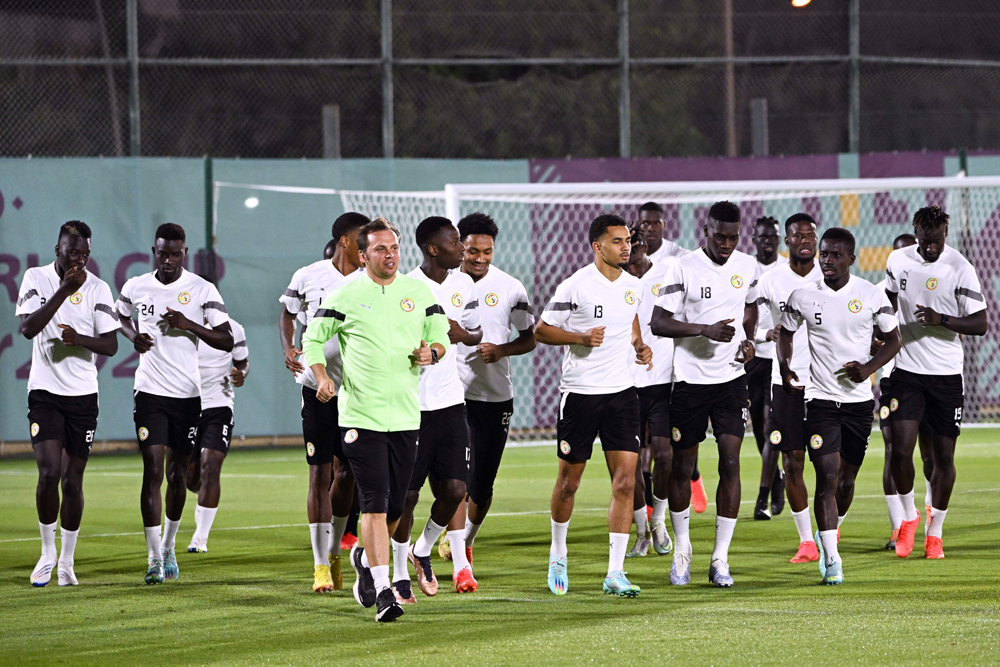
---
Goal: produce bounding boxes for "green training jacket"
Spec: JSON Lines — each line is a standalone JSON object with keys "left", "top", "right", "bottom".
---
{"left": 302, "top": 271, "right": 449, "bottom": 432}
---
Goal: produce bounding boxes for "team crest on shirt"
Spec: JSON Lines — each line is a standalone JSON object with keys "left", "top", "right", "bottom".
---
{"left": 880, "top": 405, "right": 890, "bottom": 420}
{"left": 624, "top": 291, "right": 636, "bottom": 305}
{"left": 890, "top": 398, "right": 899, "bottom": 412}
{"left": 559, "top": 440, "right": 571, "bottom": 455}
{"left": 651, "top": 283, "right": 661, "bottom": 296}
{"left": 671, "top": 427, "right": 681, "bottom": 442}
{"left": 306, "top": 442, "right": 316, "bottom": 457}
{"left": 731, "top": 275, "right": 743, "bottom": 288}
{"left": 452, "top": 293, "right": 463, "bottom": 307}
{"left": 400, "top": 298, "right": 415, "bottom": 312}
{"left": 926, "top": 277, "right": 938, "bottom": 290}
{"left": 344, "top": 429, "right": 358, "bottom": 443}
{"left": 848, "top": 299, "right": 862, "bottom": 313}
{"left": 810, "top": 434, "right": 823, "bottom": 449}
{"left": 485, "top": 293, "right": 499, "bottom": 307}
{"left": 178, "top": 292, "right": 192, "bottom": 305}
{"left": 30, "top": 423, "right": 40, "bottom": 437}
{"left": 138, "top": 427, "right": 149, "bottom": 441}
{"left": 769, "top": 430, "right": 782, "bottom": 445}
{"left": 69, "top": 292, "right": 83, "bottom": 305}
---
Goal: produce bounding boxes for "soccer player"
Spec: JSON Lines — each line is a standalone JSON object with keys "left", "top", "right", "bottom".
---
{"left": 755, "top": 213, "right": 822, "bottom": 563}
{"left": 184, "top": 311, "right": 249, "bottom": 554}
{"left": 649, "top": 200, "right": 758, "bottom": 588}
{"left": 778, "top": 228, "right": 900, "bottom": 584}
{"left": 749, "top": 216, "right": 789, "bottom": 520}
{"left": 876, "top": 233, "right": 936, "bottom": 550}
{"left": 17, "top": 221, "right": 120, "bottom": 586}
{"left": 392, "top": 217, "right": 482, "bottom": 601}
{"left": 625, "top": 228, "right": 675, "bottom": 558}
{"left": 536, "top": 214, "right": 652, "bottom": 598}
{"left": 303, "top": 217, "right": 450, "bottom": 622}
{"left": 117, "top": 223, "right": 234, "bottom": 584}
{"left": 279, "top": 212, "right": 369, "bottom": 592}
{"left": 885, "top": 206, "right": 987, "bottom": 559}
{"left": 638, "top": 201, "right": 688, "bottom": 265}
{"left": 454, "top": 213, "right": 536, "bottom": 565}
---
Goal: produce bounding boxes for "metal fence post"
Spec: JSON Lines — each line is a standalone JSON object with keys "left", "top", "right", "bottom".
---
{"left": 126, "top": 0, "right": 140, "bottom": 156}
{"left": 618, "top": 0, "right": 630, "bottom": 158}
{"left": 848, "top": 0, "right": 860, "bottom": 153}
{"left": 381, "top": 0, "right": 394, "bottom": 158}
{"left": 724, "top": 0, "right": 736, "bottom": 157}
{"left": 750, "top": 98, "right": 768, "bottom": 156}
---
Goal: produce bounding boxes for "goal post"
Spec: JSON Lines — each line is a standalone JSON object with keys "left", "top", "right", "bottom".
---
{"left": 215, "top": 176, "right": 1000, "bottom": 438}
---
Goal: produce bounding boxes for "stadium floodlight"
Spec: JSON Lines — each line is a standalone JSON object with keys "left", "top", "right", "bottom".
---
{"left": 244, "top": 197, "right": 259, "bottom": 209}
{"left": 792, "top": 0, "right": 812, "bottom": 7}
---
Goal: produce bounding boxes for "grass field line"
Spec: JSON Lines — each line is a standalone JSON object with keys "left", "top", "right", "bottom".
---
{"left": 2, "top": 486, "right": 997, "bottom": 546}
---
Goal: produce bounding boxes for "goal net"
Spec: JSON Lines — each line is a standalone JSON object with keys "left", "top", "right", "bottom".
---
{"left": 216, "top": 176, "right": 1000, "bottom": 439}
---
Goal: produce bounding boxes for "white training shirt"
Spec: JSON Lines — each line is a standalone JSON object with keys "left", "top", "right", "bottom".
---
{"left": 541, "top": 263, "right": 643, "bottom": 396}
{"left": 633, "top": 259, "right": 676, "bottom": 388}
{"left": 15, "top": 263, "right": 120, "bottom": 396}
{"left": 885, "top": 243, "right": 986, "bottom": 376}
{"left": 758, "top": 261, "right": 823, "bottom": 387}
{"left": 655, "top": 248, "right": 759, "bottom": 385}
{"left": 876, "top": 278, "right": 896, "bottom": 379}
{"left": 647, "top": 239, "right": 689, "bottom": 266}
{"left": 279, "top": 260, "right": 361, "bottom": 390}
{"left": 457, "top": 265, "right": 535, "bottom": 403}
{"left": 117, "top": 269, "right": 230, "bottom": 399}
{"left": 199, "top": 318, "right": 249, "bottom": 411}
{"left": 754, "top": 254, "right": 790, "bottom": 359}
{"left": 409, "top": 267, "right": 481, "bottom": 411}
{"left": 782, "top": 274, "right": 898, "bottom": 403}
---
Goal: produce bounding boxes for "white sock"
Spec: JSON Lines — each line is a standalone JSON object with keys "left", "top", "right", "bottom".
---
{"left": 192, "top": 505, "right": 218, "bottom": 546}
{"left": 550, "top": 518, "right": 570, "bottom": 558}
{"left": 391, "top": 539, "right": 410, "bottom": 582}
{"left": 39, "top": 521, "right": 57, "bottom": 560}
{"left": 927, "top": 507, "right": 948, "bottom": 538}
{"left": 819, "top": 529, "right": 841, "bottom": 566}
{"left": 309, "top": 523, "right": 327, "bottom": 567}
{"left": 837, "top": 514, "right": 846, "bottom": 529}
{"left": 371, "top": 564, "right": 390, "bottom": 593}
{"left": 448, "top": 530, "right": 470, "bottom": 571}
{"left": 885, "top": 494, "right": 903, "bottom": 531}
{"left": 413, "top": 518, "right": 446, "bottom": 558}
{"left": 712, "top": 516, "right": 737, "bottom": 563}
{"left": 670, "top": 508, "right": 691, "bottom": 555}
{"left": 464, "top": 517, "right": 482, "bottom": 546}
{"left": 792, "top": 508, "right": 813, "bottom": 543}
{"left": 899, "top": 490, "right": 918, "bottom": 521}
{"left": 652, "top": 495, "right": 669, "bottom": 526}
{"left": 608, "top": 533, "right": 629, "bottom": 576}
{"left": 331, "top": 515, "right": 348, "bottom": 556}
{"left": 162, "top": 517, "right": 181, "bottom": 551}
{"left": 144, "top": 525, "right": 162, "bottom": 561}
{"left": 360, "top": 547, "right": 370, "bottom": 569}
{"left": 633, "top": 509, "right": 649, "bottom": 538}
{"left": 924, "top": 478, "right": 933, "bottom": 507}
{"left": 58, "top": 527, "right": 79, "bottom": 565}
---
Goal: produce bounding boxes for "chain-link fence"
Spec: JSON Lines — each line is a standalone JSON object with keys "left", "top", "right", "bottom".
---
{"left": 3, "top": 0, "right": 1000, "bottom": 159}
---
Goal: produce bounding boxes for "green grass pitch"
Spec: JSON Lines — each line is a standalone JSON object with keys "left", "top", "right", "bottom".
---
{"left": 1, "top": 431, "right": 998, "bottom": 666}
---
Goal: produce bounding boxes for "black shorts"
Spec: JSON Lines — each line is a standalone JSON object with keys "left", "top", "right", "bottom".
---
{"left": 301, "top": 386, "right": 342, "bottom": 466}
{"left": 133, "top": 391, "right": 201, "bottom": 455}
{"left": 466, "top": 399, "right": 514, "bottom": 506}
{"left": 745, "top": 356, "right": 773, "bottom": 416}
{"left": 191, "top": 407, "right": 234, "bottom": 456}
{"left": 28, "top": 390, "right": 99, "bottom": 461}
{"left": 637, "top": 384, "right": 672, "bottom": 442}
{"left": 410, "top": 403, "right": 470, "bottom": 490}
{"left": 341, "top": 427, "right": 418, "bottom": 522}
{"left": 888, "top": 369, "right": 964, "bottom": 438}
{"left": 669, "top": 377, "right": 749, "bottom": 450}
{"left": 766, "top": 384, "right": 806, "bottom": 452}
{"left": 557, "top": 388, "right": 641, "bottom": 463}
{"left": 804, "top": 399, "right": 874, "bottom": 467}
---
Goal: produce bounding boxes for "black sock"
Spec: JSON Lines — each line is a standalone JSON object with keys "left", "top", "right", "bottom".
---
{"left": 758, "top": 486, "right": 770, "bottom": 503}
{"left": 642, "top": 472, "right": 654, "bottom": 506}
{"left": 691, "top": 466, "right": 701, "bottom": 482}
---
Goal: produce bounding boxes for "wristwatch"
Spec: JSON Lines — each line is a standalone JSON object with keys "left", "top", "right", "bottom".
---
{"left": 941, "top": 314, "right": 950, "bottom": 326}
{"left": 430, "top": 348, "right": 439, "bottom": 364}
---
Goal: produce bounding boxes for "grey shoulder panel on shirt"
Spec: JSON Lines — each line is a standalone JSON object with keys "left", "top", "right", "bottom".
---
{"left": 464, "top": 299, "right": 478, "bottom": 310}
{"left": 659, "top": 284, "right": 683, "bottom": 295}
{"left": 544, "top": 302, "right": 575, "bottom": 311}
{"left": 955, "top": 287, "right": 984, "bottom": 302}
{"left": 876, "top": 306, "right": 894, "bottom": 316}
{"left": 512, "top": 301, "right": 533, "bottom": 314}
{"left": 17, "top": 289, "right": 38, "bottom": 306}
{"left": 426, "top": 304, "right": 446, "bottom": 316}
{"left": 94, "top": 303, "right": 119, "bottom": 319}
{"left": 315, "top": 308, "right": 346, "bottom": 321}
{"left": 203, "top": 301, "right": 228, "bottom": 313}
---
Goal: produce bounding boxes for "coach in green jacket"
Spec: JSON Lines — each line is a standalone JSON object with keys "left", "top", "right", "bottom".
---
{"left": 302, "top": 217, "right": 449, "bottom": 622}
